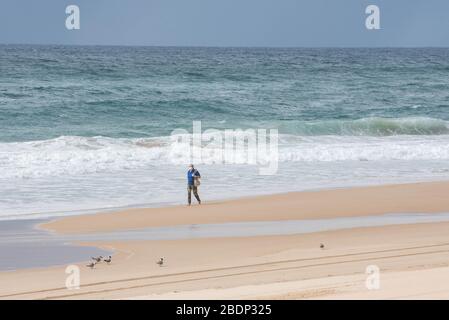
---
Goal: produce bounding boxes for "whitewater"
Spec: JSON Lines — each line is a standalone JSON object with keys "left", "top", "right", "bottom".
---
{"left": 2, "top": 120, "right": 449, "bottom": 180}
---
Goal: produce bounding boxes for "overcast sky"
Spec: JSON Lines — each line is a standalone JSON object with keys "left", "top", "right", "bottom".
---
{"left": 1, "top": 0, "right": 448, "bottom": 47}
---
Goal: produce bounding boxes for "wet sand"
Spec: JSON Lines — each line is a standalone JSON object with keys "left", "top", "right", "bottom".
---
{"left": 42, "top": 181, "right": 449, "bottom": 234}
{"left": 2, "top": 181, "right": 449, "bottom": 299}
{"left": 2, "top": 222, "right": 449, "bottom": 299}
{"left": 0, "top": 220, "right": 109, "bottom": 271}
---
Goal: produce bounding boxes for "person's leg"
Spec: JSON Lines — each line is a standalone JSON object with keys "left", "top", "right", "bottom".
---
{"left": 193, "top": 186, "right": 201, "bottom": 204}
{"left": 187, "top": 185, "right": 192, "bottom": 205}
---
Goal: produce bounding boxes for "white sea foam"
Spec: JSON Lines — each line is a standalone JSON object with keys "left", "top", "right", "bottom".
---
{"left": 1, "top": 134, "right": 449, "bottom": 179}
{"left": 0, "top": 132, "right": 448, "bottom": 220}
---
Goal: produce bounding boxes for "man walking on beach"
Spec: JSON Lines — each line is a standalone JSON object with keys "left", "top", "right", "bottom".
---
{"left": 187, "top": 164, "right": 201, "bottom": 206}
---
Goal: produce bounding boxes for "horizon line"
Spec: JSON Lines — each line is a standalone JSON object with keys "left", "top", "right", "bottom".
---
{"left": 1, "top": 42, "right": 449, "bottom": 49}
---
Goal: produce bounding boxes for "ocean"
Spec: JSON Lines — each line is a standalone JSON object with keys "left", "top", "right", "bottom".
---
{"left": 1, "top": 45, "right": 449, "bottom": 220}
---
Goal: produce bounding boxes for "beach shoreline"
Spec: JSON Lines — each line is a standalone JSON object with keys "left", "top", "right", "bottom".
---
{"left": 41, "top": 180, "right": 449, "bottom": 234}
{"left": 2, "top": 180, "right": 449, "bottom": 299}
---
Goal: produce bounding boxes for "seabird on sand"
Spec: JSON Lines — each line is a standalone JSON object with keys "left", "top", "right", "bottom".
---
{"left": 104, "top": 256, "right": 112, "bottom": 264}
{"left": 91, "top": 256, "right": 103, "bottom": 263}
{"left": 156, "top": 258, "right": 164, "bottom": 267}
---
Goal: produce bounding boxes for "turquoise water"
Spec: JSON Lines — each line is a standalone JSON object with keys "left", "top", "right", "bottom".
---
{"left": 1, "top": 46, "right": 449, "bottom": 219}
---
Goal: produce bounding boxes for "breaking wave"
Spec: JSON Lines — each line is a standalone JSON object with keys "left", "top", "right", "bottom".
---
{"left": 276, "top": 117, "right": 449, "bottom": 136}
{"left": 1, "top": 128, "right": 449, "bottom": 179}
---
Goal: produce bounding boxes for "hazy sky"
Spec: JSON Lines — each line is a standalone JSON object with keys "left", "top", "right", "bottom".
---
{"left": 1, "top": 0, "right": 448, "bottom": 46}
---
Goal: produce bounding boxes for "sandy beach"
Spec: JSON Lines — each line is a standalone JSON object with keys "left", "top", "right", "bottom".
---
{"left": 1, "top": 181, "right": 449, "bottom": 300}
{"left": 42, "top": 181, "right": 449, "bottom": 233}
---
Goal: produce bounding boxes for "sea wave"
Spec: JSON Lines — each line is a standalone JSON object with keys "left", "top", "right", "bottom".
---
{"left": 1, "top": 131, "right": 449, "bottom": 179}
{"left": 276, "top": 117, "right": 449, "bottom": 136}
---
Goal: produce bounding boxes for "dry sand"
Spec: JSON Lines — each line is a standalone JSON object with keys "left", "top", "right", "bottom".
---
{"left": 2, "top": 181, "right": 449, "bottom": 300}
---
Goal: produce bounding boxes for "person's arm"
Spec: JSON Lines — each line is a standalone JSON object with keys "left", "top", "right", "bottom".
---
{"left": 194, "top": 170, "right": 201, "bottom": 178}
